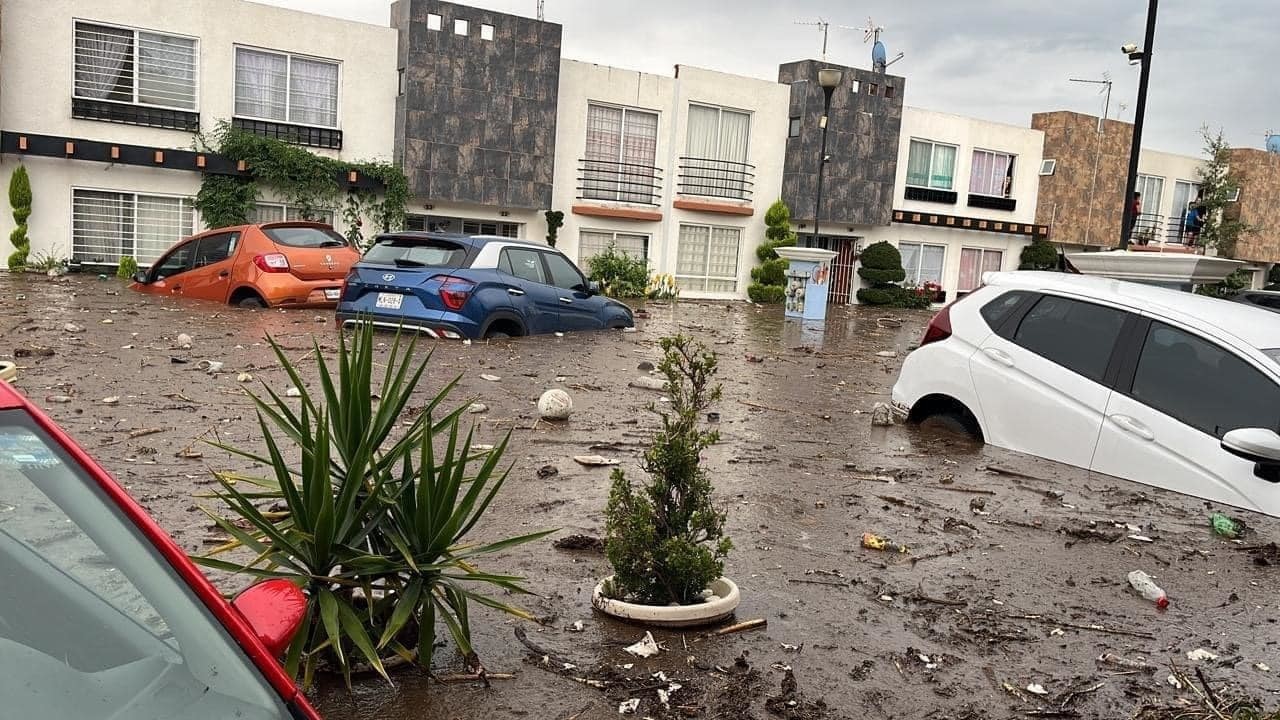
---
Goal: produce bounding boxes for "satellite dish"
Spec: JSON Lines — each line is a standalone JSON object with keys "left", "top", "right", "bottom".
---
{"left": 872, "top": 41, "right": 887, "bottom": 73}
{"left": 1267, "top": 133, "right": 1280, "bottom": 154}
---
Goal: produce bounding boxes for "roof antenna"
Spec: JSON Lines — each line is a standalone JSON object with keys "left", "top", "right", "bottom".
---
{"left": 1069, "top": 73, "right": 1113, "bottom": 132}
{"left": 794, "top": 17, "right": 832, "bottom": 61}
{"left": 860, "top": 17, "right": 903, "bottom": 72}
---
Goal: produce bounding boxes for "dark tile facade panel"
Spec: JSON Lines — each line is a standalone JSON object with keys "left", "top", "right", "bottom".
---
{"left": 1031, "top": 111, "right": 1132, "bottom": 247}
{"left": 392, "top": 0, "right": 561, "bottom": 209}
{"left": 1226, "top": 148, "right": 1280, "bottom": 262}
{"left": 778, "top": 60, "right": 905, "bottom": 227}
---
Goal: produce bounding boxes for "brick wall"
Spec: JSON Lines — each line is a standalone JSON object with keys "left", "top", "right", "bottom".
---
{"left": 1227, "top": 148, "right": 1280, "bottom": 262}
{"left": 1032, "top": 111, "right": 1133, "bottom": 247}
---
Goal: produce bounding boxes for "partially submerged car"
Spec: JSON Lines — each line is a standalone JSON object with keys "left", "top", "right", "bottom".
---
{"left": 131, "top": 222, "right": 359, "bottom": 308}
{"left": 336, "top": 232, "right": 634, "bottom": 339}
{"left": 893, "top": 271, "right": 1280, "bottom": 518}
{"left": 0, "top": 376, "right": 321, "bottom": 719}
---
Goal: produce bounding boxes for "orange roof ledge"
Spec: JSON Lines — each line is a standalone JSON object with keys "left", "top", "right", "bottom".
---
{"left": 673, "top": 198, "right": 754, "bottom": 216}
{"left": 571, "top": 204, "right": 663, "bottom": 222}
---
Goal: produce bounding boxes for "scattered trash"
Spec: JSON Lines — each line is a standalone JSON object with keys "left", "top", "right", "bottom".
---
{"left": 1256, "top": 663, "right": 1271, "bottom": 672}
{"left": 969, "top": 497, "right": 988, "bottom": 515}
{"left": 862, "top": 532, "right": 908, "bottom": 553}
{"left": 462, "top": 339, "right": 472, "bottom": 346}
{"left": 1026, "top": 683, "right": 1049, "bottom": 696}
{"left": 629, "top": 376, "right": 667, "bottom": 391}
{"left": 176, "top": 333, "right": 193, "bottom": 348}
{"left": 876, "top": 350, "right": 898, "bottom": 358}
{"left": 1210, "top": 513, "right": 1247, "bottom": 539}
{"left": 1186, "top": 648, "right": 1220, "bottom": 662}
{"left": 706, "top": 411, "right": 721, "bottom": 423}
{"left": 285, "top": 387, "right": 303, "bottom": 398}
{"left": 1049, "top": 628, "right": 1065, "bottom": 637}
{"left": 552, "top": 534, "right": 603, "bottom": 551}
{"left": 745, "top": 354, "right": 765, "bottom": 363}
{"left": 63, "top": 323, "right": 83, "bottom": 333}
{"left": 175, "top": 447, "right": 203, "bottom": 460}
{"left": 879, "top": 595, "right": 894, "bottom": 602}
{"left": 467, "top": 402, "right": 488, "bottom": 414}
{"left": 780, "top": 643, "right": 801, "bottom": 653}
{"left": 1167, "top": 674, "right": 1183, "bottom": 690}
{"left": 623, "top": 632, "right": 660, "bottom": 658}
{"left": 198, "top": 360, "right": 224, "bottom": 375}
{"left": 480, "top": 373, "right": 501, "bottom": 382}
{"left": 637, "top": 361, "right": 655, "bottom": 372}
{"left": 574, "top": 455, "right": 620, "bottom": 467}
{"left": 870, "top": 402, "right": 893, "bottom": 427}
{"left": 314, "top": 316, "right": 326, "bottom": 323}
{"left": 1127, "top": 570, "right": 1169, "bottom": 609}
{"left": 622, "top": 327, "right": 637, "bottom": 333}
{"left": 537, "top": 389, "right": 573, "bottom": 420}
{"left": 1127, "top": 534, "right": 1154, "bottom": 543}
{"left": 101, "top": 396, "right": 120, "bottom": 405}
{"left": 237, "top": 372, "right": 254, "bottom": 383}
{"left": 569, "top": 621, "right": 584, "bottom": 632}
{"left": 554, "top": 332, "right": 565, "bottom": 337}
{"left": 169, "top": 357, "right": 189, "bottom": 365}
{"left": 536, "top": 464, "right": 559, "bottom": 478}
{"left": 13, "top": 347, "right": 54, "bottom": 358}
{"left": 101, "top": 318, "right": 113, "bottom": 324}
{"left": 45, "top": 395, "right": 72, "bottom": 404}
{"left": 1098, "top": 652, "right": 1154, "bottom": 671}
{"left": 617, "top": 698, "right": 640, "bottom": 714}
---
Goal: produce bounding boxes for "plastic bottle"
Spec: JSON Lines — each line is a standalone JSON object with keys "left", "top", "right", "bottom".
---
{"left": 1127, "top": 570, "right": 1169, "bottom": 609}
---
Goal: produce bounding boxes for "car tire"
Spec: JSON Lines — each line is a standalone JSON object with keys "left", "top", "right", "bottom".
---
{"left": 237, "top": 296, "right": 266, "bottom": 309}
{"left": 918, "top": 410, "right": 982, "bottom": 440}
{"left": 485, "top": 331, "right": 511, "bottom": 340}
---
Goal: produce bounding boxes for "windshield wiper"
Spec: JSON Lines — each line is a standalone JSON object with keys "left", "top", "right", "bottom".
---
{"left": 319, "top": 240, "right": 347, "bottom": 247}
{"left": 393, "top": 258, "right": 428, "bottom": 267}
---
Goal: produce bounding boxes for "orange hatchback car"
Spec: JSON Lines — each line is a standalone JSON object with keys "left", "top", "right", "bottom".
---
{"left": 130, "top": 222, "right": 360, "bottom": 308}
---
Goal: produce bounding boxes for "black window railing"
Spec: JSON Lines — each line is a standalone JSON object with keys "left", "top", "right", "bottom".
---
{"left": 232, "top": 118, "right": 342, "bottom": 150}
{"left": 577, "top": 158, "right": 663, "bottom": 206}
{"left": 967, "top": 194, "right": 1017, "bottom": 212}
{"left": 677, "top": 156, "right": 754, "bottom": 201}
{"left": 72, "top": 98, "right": 200, "bottom": 133}
{"left": 1129, "top": 212, "right": 1202, "bottom": 246}
{"left": 904, "top": 186, "right": 958, "bottom": 204}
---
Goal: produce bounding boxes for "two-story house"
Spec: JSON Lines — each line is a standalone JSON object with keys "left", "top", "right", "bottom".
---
{"left": 0, "top": 0, "right": 397, "bottom": 267}
{"left": 860, "top": 107, "right": 1049, "bottom": 303}
{"left": 551, "top": 60, "right": 789, "bottom": 299}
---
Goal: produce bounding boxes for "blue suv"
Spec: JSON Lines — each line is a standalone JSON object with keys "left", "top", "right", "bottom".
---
{"left": 336, "top": 233, "right": 635, "bottom": 339}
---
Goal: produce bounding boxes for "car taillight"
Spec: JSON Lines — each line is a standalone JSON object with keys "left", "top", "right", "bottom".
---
{"left": 253, "top": 253, "right": 290, "bottom": 273}
{"left": 435, "top": 275, "right": 476, "bottom": 311}
{"left": 921, "top": 305, "right": 953, "bottom": 346}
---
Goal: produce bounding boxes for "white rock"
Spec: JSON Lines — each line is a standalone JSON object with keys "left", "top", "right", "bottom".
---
{"left": 618, "top": 699, "right": 641, "bottom": 714}
{"left": 176, "top": 333, "right": 193, "bottom": 346}
{"left": 1167, "top": 674, "right": 1183, "bottom": 689}
{"left": 480, "top": 373, "right": 501, "bottom": 382}
{"left": 623, "top": 631, "right": 660, "bottom": 658}
{"left": 237, "top": 372, "right": 254, "bottom": 383}
{"left": 1256, "top": 663, "right": 1271, "bottom": 672}
{"left": 285, "top": 387, "right": 302, "bottom": 398}
{"left": 629, "top": 376, "right": 667, "bottom": 391}
{"left": 876, "top": 350, "right": 898, "bottom": 358}
{"left": 467, "top": 402, "right": 488, "bottom": 414}
{"left": 1186, "top": 648, "right": 1219, "bottom": 662}
{"left": 1026, "top": 684, "right": 1049, "bottom": 696}
{"left": 570, "top": 621, "right": 584, "bottom": 632}
{"left": 574, "top": 455, "right": 620, "bottom": 466}
{"left": 101, "top": 396, "right": 120, "bottom": 405}
{"left": 537, "top": 389, "right": 573, "bottom": 420}
{"left": 622, "top": 327, "right": 637, "bottom": 333}
{"left": 63, "top": 323, "right": 83, "bottom": 333}
{"left": 101, "top": 319, "right": 114, "bottom": 324}
{"left": 870, "top": 402, "right": 893, "bottom": 427}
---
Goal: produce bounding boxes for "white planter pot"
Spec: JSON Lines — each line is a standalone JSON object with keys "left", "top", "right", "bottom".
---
{"left": 591, "top": 576, "right": 740, "bottom": 628}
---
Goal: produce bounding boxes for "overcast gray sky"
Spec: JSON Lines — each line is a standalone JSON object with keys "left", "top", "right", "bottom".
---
{"left": 259, "top": 0, "right": 1278, "bottom": 156}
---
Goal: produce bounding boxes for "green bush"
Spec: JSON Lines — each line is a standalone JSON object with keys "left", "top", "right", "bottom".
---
{"left": 857, "top": 241, "right": 907, "bottom": 285}
{"left": 605, "top": 335, "right": 730, "bottom": 605}
{"left": 7, "top": 166, "right": 31, "bottom": 271}
{"left": 587, "top": 243, "right": 649, "bottom": 298}
{"left": 750, "top": 257, "right": 787, "bottom": 287}
{"left": 117, "top": 256, "right": 139, "bottom": 280}
{"left": 197, "top": 323, "right": 549, "bottom": 687}
{"left": 1019, "top": 240, "right": 1059, "bottom": 270}
{"left": 856, "top": 285, "right": 932, "bottom": 308}
{"left": 544, "top": 210, "right": 564, "bottom": 248}
{"left": 747, "top": 283, "right": 786, "bottom": 304}
{"left": 1196, "top": 268, "right": 1251, "bottom": 298}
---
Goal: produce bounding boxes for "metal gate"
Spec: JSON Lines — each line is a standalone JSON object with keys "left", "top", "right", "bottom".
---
{"left": 801, "top": 235, "right": 860, "bottom": 304}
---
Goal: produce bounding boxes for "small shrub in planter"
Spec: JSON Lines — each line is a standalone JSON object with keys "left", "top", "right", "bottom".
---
{"left": 604, "top": 334, "right": 731, "bottom": 605}
{"left": 587, "top": 243, "right": 649, "bottom": 298}
{"left": 8, "top": 165, "right": 32, "bottom": 272}
{"left": 117, "top": 256, "right": 139, "bottom": 280}
{"left": 857, "top": 241, "right": 907, "bottom": 286}
{"left": 747, "top": 283, "right": 786, "bottom": 304}
{"left": 1019, "top": 240, "right": 1059, "bottom": 271}
{"left": 744, "top": 200, "right": 797, "bottom": 303}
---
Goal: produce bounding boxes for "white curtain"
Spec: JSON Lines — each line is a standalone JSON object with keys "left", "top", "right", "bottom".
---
{"left": 289, "top": 57, "right": 339, "bottom": 127}
{"left": 969, "top": 151, "right": 994, "bottom": 195}
{"left": 899, "top": 243, "right": 921, "bottom": 282}
{"left": 75, "top": 23, "right": 133, "bottom": 101}
{"left": 959, "top": 248, "right": 1002, "bottom": 292}
{"left": 906, "top": 141, "right": 931, "bottom": 187}
{"left": 235, "top": 49, "right": 287, "bottom": 120}
{"left": 620, "top": 110, "right": 658, "bottom": 202}
{"left": 718, "top": 110, "right": 750, "bottom": 198}
{"left": 920, "top": 245, "right": 946, "bottom": 285}
{"left": 135, "top": 196, "right": 194, "bottom": 265}
{"left": 930, "top": 145, "right": 956, "bottom": 190}
{"left": 138, "top": 32, "right": 197, "bottom": 109}
{"left": 72, "top": 191, "right": 131, "bottom": 263}
{"left": 583, "top": 105, "right": 623, "bottom": 199}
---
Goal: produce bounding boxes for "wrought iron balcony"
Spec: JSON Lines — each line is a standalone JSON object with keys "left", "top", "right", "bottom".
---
{"left": 577, "top": 158, "right": 663, "bottom": 206}
{"left": 677, "top": 157, "right": 754, "bottom": 201}
{"left": 1129, "top": 212, "right": 1201, "bottom": 246}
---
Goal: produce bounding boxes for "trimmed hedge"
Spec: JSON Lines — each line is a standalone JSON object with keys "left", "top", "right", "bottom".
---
{"left": 1019, "top": 240, "right": 1058, "bottom": 271}
{"left": 857, "top": 241, "right": 907, "bottom": 285}
{"left": 747, "top": 283, "right": 787, "bottom": 304}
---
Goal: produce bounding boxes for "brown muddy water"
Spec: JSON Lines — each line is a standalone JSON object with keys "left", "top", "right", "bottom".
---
{"left": 3, "top": 272, "right": 1278, "bottom": 720}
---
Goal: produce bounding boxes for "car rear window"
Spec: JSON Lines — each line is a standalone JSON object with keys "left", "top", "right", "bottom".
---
{"left": 262, "top": 226, "right": 349, "bottom": 248}
{"left": 364, "top": 238, "right": 468, "bottom": 268}
{"left": 980, "top": 291, "right": 1030, "bottom": 331}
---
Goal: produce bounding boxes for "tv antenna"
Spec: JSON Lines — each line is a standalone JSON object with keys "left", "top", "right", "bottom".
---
{"left": 859, "top": 17, "right": 903, "bottom": 72}
{"left": 537, "top": 0, "right": 544, "bottom": 21}
{"left": 794, "top": 17, "right": 859, "bottom": 61}
{"left": 1069, "top": 73, "right": 1113, "bottom": 131}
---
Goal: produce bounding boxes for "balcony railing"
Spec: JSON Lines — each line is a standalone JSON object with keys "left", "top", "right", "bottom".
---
{"left": 577, "top": 158, "right": 663, "bottom": 206}
{"left": 1129, "top": 212, "right": 1201, "bottom": 246}
{"left": 677, "top": 157, "right": 754, "bottom": 201}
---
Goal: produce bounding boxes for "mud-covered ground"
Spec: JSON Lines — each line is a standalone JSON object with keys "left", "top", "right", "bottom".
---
{"left": 4, "top": 272, "right": 1279, "bottom": 720}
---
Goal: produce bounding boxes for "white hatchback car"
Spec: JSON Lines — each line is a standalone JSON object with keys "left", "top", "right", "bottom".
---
{"left": 893, "top": 271, "right": 1280, "bottom": 518}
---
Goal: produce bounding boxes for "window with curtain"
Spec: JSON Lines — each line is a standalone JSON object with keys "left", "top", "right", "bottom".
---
{"left": 684, "top": 104, "right": 751, "bottom": 199}
{"left": 676, "top": 224, "right": 741, "bottom": 292}
{"left": 235, "top": 47, "right": 339, "bottom": 128}
{"left": 583, "top": 104, "right": 659, "bottom": 204}
{"left": 250, "top": 203, "right": 335, "bottom": 225}
{"left": 74, "top": 22, "right": 198, "bottom": 110}
{"left": 969, "top": 150, "right": 1015, "bottom": 198}
{"left": 578, "top": 231, "right": 649, "bottom": 268}
{"left": 72, "top": 190, "right": 194, "bottom": 266}
{"left": 958, "top": 248, "right": 1003, "bottom": 292}
{"left": 1135, "top": 174, "right": 1164, "bottom": 216}
{"left": 898, "top": 242, "right": 946, "bottom": 287}
{"left": 906, "top": 140, "right": 957, "bottom": 190}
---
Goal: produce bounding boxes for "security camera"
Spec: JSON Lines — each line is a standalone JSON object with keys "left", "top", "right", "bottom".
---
{"left": 1121, "top": 43, "right": 1138, "bottom": 54}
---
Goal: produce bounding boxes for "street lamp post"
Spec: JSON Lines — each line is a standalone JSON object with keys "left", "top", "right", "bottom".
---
{"left": 813, "top": 68, "right": 843, "bottom": 246}
{"left": 1119, "top": 0, "right": 1158, "bottom": 250}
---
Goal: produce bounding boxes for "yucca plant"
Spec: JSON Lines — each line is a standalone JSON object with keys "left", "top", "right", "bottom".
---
{"left": 196, "top": 321, "right": 551, "bottom": 688}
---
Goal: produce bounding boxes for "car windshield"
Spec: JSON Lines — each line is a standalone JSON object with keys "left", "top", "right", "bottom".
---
{"left": 364, "top": 238, "right": 468, "bottom": 268}
{"left": 0, "top": 411, "right": 292, "bottom": 720}
{"left": 263, "top": 225, "right": 349, "bottom": 248}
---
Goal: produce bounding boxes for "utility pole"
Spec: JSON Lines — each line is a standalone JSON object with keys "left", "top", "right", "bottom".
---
{"left": 1119, "top": 0, "right": 1158, "bottom": 250}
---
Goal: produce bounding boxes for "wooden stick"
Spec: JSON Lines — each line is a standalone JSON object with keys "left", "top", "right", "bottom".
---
{"left": 128, "top": 427, "right": 166, "bottom": 439}
{"left": 786, "top": 578, "right": 850, "bottom": 587}
{"left": 1013, "top": 614, "right": 1155, "bottom": 640}
{"left": 712, "top": 618, "right": 767, "bottom": 636}
{"left": 436, "top": 672, "right": 514, "bottom": 683}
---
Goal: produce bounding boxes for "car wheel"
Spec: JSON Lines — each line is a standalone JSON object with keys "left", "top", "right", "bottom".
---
{"left": 918, "top": 410, "right": 981, "bottom": 440}
{"left": 485, "top": 331, "right": 511, "bottom": 340}
{"left": 237, "top": 296, "right": 266, "bottom": 309}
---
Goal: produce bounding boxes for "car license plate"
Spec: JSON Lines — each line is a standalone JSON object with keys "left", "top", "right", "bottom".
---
{"left": 375, "top": 292, "right": 403, "bottom": 310}
{"left": 324, "top": 288, "right": 340, "bottom": 300}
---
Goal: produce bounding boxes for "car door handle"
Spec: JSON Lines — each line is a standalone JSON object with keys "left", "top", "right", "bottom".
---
{"left": 218, "top": 270, "right": 229, "bottom": 278}
{"left": 982, "top": 347, "right": 1015, "bottom": 367}
{"left": 559, "top": 297, "right": 573, "bottom": 304}
{"left": 507, "top": 288, "right": 525, "bottom": 296}
{"left": 1111, "top": 414, "right": 1156, "bottom": 441}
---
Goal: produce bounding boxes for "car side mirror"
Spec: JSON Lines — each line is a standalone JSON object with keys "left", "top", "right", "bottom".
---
{"left": 132, "top": 271, "right": 149, "bottom": 284}
{"left": 231, "top": 579, "right": 308, "bottom": 657}
{"left": 587, "top": 280, "right": 601, "bottom": 296}
{"left": 1221, "top": 428, "right": 1280, "bottom": 483}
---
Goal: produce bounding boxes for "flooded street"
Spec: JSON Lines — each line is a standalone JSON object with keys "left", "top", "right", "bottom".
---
{"left": 4, "top": 272, "right": 1279, "bottom": 720}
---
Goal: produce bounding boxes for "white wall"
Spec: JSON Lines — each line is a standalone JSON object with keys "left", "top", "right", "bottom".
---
{"left": 0, "top": 0, "right": 397, "bottom": 263}
{"left": 1137, "top": 148, "right": 1206, "bottom": 220}
{"left": 553, "top": 60, "right": 789, "bottom": 299}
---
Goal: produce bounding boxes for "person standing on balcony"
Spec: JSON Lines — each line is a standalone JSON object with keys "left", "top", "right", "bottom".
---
{"left": 1129, "top": 192, "right": 1143, "bottom": 244}
{"left": 1184, "top": 202, "right": 1205, "bottom": 245}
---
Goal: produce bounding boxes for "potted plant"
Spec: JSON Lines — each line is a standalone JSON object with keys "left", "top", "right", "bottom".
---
{"left": 594, "top": 334, "right": 738, "bottom": 627}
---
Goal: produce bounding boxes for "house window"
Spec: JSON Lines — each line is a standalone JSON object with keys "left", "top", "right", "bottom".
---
{"left": 583, "top": 103, "right": 660, "bottom": 204}
{"left": 235, "top": 47, "right": 339, "bottom": 128}
{"left": 480, "top": 23, "right": 495, "bottom": 40}
{"left": 72, "top": 189, "right": 194, "bottom": 266}
{"left": 579, "top": 230, "right": 649, "bottom": 269}
{"left": 684, "top": 104, "right": 752, "bottom": 199}
{"left": 454, "top": 18, "right": 469, "bottom": 35}
{"left": 788, "top": 116, "right": 801, "bottom": 138}
{"left": 677, "top": 224, "right": 741, "bottom": 292}
{"left": 1135, "top": 174, "right": 1164, "bottom": 216}
{"left": 958, "top": 248, "right": 1003, "bottom": 293}
{"left": 426, "top": 13, "right": 442, "bottom": 30}
{"left": 970, "top": 149, "right": 1015, "bottom": 198}
{"left": 1039, "top": 159, "right": 1057, "bottom": 176}
{"left": 849, "top": 79, "right": 861, "bottom": 94}
{"left": 884, "top": 86, "right": 896, "bottom": 99}
{"left": 397, "top": 68, "right": 405, "bottom": 96}
{"left": 461, "top": 219, "right": 519, "bottom": 237}
{"left": 73, "top": 21, "right": 198, "bottom": 110}
{"left": 898, "top": 242, "right": 946, "bottom": 287}
{"left": 906, "top": 140, "right": 957, "bottom": 190}
{"left": 867, "top": 83, "right": 878, "bottom": 96}
{"left": 250, "top": 202, "right": 335, "bottom": 226}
